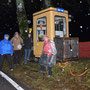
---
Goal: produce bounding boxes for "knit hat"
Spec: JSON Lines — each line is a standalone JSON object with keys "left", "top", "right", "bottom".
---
{"left": 43, "top": 35, "right": 49, "bottom": 40}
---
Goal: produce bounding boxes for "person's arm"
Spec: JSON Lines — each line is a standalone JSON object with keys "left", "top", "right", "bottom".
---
{"left": 23, "top": 38, "right": 27, "bottom": 46}
{"left": 0, "top": 41, "right": 4, "bottom": 55}
{"left": 20, "top": 37, "right": 23, "bottom": 44}
{"left": 10, "top": 38, "right": 14, "bottom": 44}
{"left": 10, "top": 41, "right": 13, "bottom": 55}
{"left": 0, "top": 41, "right": 1, "bottom": 54}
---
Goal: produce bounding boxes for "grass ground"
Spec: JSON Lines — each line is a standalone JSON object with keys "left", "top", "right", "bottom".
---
{"left": 2, "top": 57, "right": 90, "bottom": 90}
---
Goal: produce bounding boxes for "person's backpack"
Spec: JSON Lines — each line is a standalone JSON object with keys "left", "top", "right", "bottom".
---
{"left": 49, "top": 40, "right": 57, "bottom": 55}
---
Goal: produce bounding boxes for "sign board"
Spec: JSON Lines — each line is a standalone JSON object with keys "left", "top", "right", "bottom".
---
{"left": 29, "top": 28, "right": 32, "bottom": 33}
{"left": 57, "top": 8, "right": 64, "bottom": 13}
{"left": 37, "top": 17, "right": 47, "bottom": 41}
{"left": 37, "top": 17, "right": 47, "bottom": 31}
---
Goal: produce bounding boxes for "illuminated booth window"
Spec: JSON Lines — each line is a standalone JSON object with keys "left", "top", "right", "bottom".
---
{"left": 37, "top": 17, "right": 47, "bottom": 41}
{"left": 55, "top": 16, "right": 66, "bottom": 37}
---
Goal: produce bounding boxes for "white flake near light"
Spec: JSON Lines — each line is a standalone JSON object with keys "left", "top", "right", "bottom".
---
{"left": 88, "top": 13, "right": 90, "bottom": 15}
{"left": 8, "top": 0, "right": 11, "bottom": 3}
{"left": 27, "top": 20, "right": 31, "bottom": 24}
{"left": 80, "top": 0, "right": 82, "bottom": 3}
{"left": 31, "top": 0, "right": 33, "bottom": 3}
{"left": 73, "top": 20, "right": 76, "bottom": 22}
{"left": 69, "top": 34, "right": 72, "bottom": 36}
{"left": 25, "top": 29, "right": 28, "bottom": 33}
{"left": 10, "top": 28, "right": 12, "bottom": 30}
{"left": 80, "top": 26, "right": 83, "bottom": 28}
{"left": 69, "top": 14, "right": 72, "bottom": 18}
{"left": 57, "top": 3, "right": 59, "bottom": 5}
{"left": 18, "top": 3, "right": 22, "bottom": 9}
{"left": 81, "top": 30, "right": 83, "bottom": 32}
{"left": 86, "top": 27, "right": 89, "bottom": 30}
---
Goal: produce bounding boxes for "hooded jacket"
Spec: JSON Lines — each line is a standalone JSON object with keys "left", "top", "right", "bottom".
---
{"left": 10, "top": 35, "right": 23, "bottom": 50}
{"left": 0, "top": 34, "right": 13, "bottom": 55}
{"left": 24, "top": 37, "right": 32, "bottom": 49}
{"left": 43, "top": 41, "right": 52, "bottom": 56}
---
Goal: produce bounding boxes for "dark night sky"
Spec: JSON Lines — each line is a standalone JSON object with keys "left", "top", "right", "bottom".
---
{"left": 0, "top": 0, "right": 90, "bottom": 41}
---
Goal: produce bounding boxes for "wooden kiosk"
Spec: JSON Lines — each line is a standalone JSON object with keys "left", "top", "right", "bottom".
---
{"left": 33, "top": 7, "right": 79, "bottom": 60}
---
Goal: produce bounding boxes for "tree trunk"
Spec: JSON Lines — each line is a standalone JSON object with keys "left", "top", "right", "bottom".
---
{"left": 16, "top": 0, "right": 28, "bottom": 38}
{"left": 42, "top": 0, "right": 53, "bottom": 9}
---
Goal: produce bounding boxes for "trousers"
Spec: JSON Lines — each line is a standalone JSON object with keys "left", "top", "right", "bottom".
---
{"left": 13, "top": 50, "right": 21, "bottom": 65}
{"left": 24, "top": 49, "right": 31, "bottom": 64}
{"left": 0, "top": 54, "right": 12, "bottom": 69}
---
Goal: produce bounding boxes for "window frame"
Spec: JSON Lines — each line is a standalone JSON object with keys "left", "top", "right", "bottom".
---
{"left": 36, "top": 16, "right": 47, "bottom": 42}
{"left": 54, "top": 15, "right": 67, "bottom": 35}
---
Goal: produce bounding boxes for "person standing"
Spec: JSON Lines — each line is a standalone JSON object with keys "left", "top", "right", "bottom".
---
{"left": 0, "top": 34, "right": 13, "bottom": 71}
{"left": 39, "top": 35, "right": 56, "bottom": 78}
{"left": 11, "top": 32, "right": 23, "bottom": 67}
{"left": 24, "top": 33, "right": 32, "bottom": 64}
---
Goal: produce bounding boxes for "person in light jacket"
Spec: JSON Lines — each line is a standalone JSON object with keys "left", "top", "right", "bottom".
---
{"left": 11, "top": 32, "right": 23, "bottom": 67}
{"left": 0, "top": 34, "right": 13, "bottom": 71}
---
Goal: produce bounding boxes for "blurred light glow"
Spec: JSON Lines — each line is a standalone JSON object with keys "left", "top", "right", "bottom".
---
{"left": 80, "top": 26, "right": 83, "bottom": 28}
{"left": 81, "top": 30, "right": 83, "bottom": 32}
{"left": 27, "top": 20, "right": 31, "bottom": 24}
{"left": 25, "top": 30, "right": 28, "bottom": 33}
{"left": 31, "top": 0, "right": 33, "bottom": 3}
{"left": 88, "top": 13, "right": 90, "bottom": 15}
{"left": 86, "top": 27, "right": 89, "bottom": 29}
{"left": 8, "top": 0, "right": 11, "bottom": 3}
{"left": 69, "top": 14, "right": 72, "bottom": 18}
{"left": 69, "top": 34, "right": 72, "bottom": 36}
{"left": 80, "top": 0, "right": 82, "bottom": 3}
{"left": 73, "top": 20, "right": 76, "bottom": 22}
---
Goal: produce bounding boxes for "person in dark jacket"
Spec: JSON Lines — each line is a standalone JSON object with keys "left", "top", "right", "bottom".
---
{"left": 0, "top": 34, "right": 13, "bottom": 71}
{"left": 24, "top": 33, "right": 32, "bottom": 64}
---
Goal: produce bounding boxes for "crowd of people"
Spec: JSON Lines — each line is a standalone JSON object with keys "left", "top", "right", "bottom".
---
{"left": 0, "top": 32, "right": 57, "bottom": 78}
{"left": 0, "top": 32, "right": 32, "bottom": 71}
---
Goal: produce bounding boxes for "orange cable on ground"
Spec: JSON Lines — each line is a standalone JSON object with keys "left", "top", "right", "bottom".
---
{"left": 58, "top": 62, "right": 68, "bottom": 69}
{"left": 58, "top": 62, "right": 89, "bottom": 76}
{"left": 69, "top": 68, "right": 88, "bottom": 76}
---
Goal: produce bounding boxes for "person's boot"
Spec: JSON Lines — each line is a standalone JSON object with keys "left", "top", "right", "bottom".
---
{"left": 40, "top": 71, "right": 46, "bottom": 74}
{"left": 46, "top": 75, "right": 51, "bottom": 78}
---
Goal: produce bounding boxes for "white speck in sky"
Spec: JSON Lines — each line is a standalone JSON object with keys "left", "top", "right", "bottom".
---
{"left": 31, "top": 0, "right": 33, "bottom": 3}
{"left": 86, "top": 27, "right": 89, "bottom": 29}
{"left": 80, "top": 0, "right": 82, "bottom": 3}
{"left": 88, "top": 13, "right": 90, "bottom": 15}
{"left": 8, "top": 0, "right": 11, "bottom": 3}
{"left": 69, "top": 14, "right": 72, "bottom": 18}
{"left": 73, "top": 20, "right": 76, "bottom": 22}
{"left": 81, "top": 30, "right": 83, "bottom": 32}
{"left": 10, "top": 28, "right": 12, "bottom": 30}
{"left": 69, "top": 34, "right": 72, "bottom": 36}
{"left": 80, "top": 26, "right": 83, "bottom": 29}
